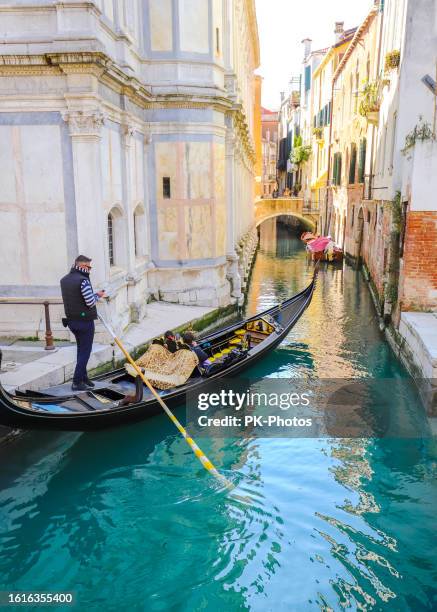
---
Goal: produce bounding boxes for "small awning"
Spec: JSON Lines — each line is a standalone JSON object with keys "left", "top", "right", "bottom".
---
{"left": 311, "top": 171, "right": 328, "bottom": 191}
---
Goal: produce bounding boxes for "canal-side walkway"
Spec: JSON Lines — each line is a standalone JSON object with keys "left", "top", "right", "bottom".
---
{"left": 398, "top": 312, "right": 437, "bottom": 379}
{"left": 0, "top": 301, "right": 215, "bottom": 393}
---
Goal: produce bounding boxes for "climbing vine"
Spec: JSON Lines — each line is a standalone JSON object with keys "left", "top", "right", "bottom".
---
{"left": 401, "top": 116, "right": 435, "bottom": 155}
{"left": 390, "top": 190, "right": 402, "bottom": 234}
{"left": 384, "top": 191, "right": 402, "bottom": 306}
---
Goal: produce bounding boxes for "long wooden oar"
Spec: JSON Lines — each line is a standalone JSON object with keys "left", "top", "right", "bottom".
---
{"left": 97, "top": 313, "right": 234, "bottom": 490}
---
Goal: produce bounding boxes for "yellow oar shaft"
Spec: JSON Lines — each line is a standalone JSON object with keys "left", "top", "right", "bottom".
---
{"left": 99, "top": 315, "right": 233, "bottom": 489}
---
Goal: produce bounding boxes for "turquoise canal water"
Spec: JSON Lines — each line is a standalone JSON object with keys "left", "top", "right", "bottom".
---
{"left": 0, "top": 220, "right": 436, "bottom": 611}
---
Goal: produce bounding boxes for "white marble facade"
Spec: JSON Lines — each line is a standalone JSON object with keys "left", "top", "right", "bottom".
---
{"left": 0, "top": 0, "right": 259, "bottom": 336}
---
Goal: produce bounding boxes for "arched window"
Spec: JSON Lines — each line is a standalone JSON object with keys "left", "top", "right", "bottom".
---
{"left": 107, "top": 205, "right": 125, "bottom": 268}
{"left": 133, "top": 203, "right": 146, "bottom": 258}
{"left": 107, "top": 213, "right": 114, "bottom": 266}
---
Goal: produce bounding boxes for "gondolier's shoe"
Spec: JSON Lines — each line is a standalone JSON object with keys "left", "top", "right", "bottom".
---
{"left": 84, "top": 377, "right": 95, "bottom": 388}
{"left": 71, "top": 382, "right": 89, "bottom": 392}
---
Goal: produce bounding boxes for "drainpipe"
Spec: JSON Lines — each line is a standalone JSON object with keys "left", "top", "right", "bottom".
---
{"left": 325, "top": 74, "right": 335, "bottom": 236}
{"left": 368, "top": 2, "right": 385, "bottom": 202}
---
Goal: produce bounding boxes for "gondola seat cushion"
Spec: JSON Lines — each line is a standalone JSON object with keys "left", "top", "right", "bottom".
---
{"left": 125, "top": 344, "right": 199, "bottom": 390}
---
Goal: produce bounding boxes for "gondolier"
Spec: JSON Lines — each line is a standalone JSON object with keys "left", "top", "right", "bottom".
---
{"left": 60, "top": 255, "right": 106, "bottom": 391}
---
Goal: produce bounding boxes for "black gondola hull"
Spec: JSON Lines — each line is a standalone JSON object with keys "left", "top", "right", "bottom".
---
{"left": 0, "top": 275, "right": 317, "bottom": 431}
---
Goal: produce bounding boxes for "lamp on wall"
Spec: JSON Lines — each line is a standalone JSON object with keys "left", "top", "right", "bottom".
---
{"left": 421, "top": 74, "right": 436, "bottom": 95}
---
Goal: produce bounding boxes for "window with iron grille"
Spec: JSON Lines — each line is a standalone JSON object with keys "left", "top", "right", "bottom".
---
{"left": 108, "top": 213, "right": 114, "bottom": 266}
{"left": 163, "top": 177, "right": 171, "bottom": 199}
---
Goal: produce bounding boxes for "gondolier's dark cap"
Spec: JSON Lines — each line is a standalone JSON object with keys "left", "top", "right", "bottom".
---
{"left": 75, "top": 255, "right": 92, "bottom": 264}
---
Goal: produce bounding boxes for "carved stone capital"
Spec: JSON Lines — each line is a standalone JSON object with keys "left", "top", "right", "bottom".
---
{"left": 121, "top": 123, "right": 135, "bottom": 147}
{"left": 62, "top": 110, "right": 105, "bottom": 137}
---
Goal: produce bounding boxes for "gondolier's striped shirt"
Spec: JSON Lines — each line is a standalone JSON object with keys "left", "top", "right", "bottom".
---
{"left": 80, "top": 279, "right": 99, "bottom": 307}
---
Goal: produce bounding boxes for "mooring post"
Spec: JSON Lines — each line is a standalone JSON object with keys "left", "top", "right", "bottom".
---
{"left": 43, "top": 301, "right": 55, "bottom": 350}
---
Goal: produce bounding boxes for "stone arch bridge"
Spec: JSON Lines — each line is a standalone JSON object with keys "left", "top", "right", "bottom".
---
{"left": 255, "top": 198, "right": 318, "bottom": 231}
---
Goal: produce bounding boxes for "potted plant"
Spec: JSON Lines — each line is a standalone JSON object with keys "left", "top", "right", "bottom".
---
{"left": 290, "top": 136, "right": 312, "bottom": 166}
{"left": 313, "top": 127, "right": 323, "bottom": 141}
{"left": 292, "top": 182, "right": 302, "bottom": 197}
{"left": 384, "top": 50, "right": 400, "bottom": 72}
{"left": 359, "top": 80, "right": 381, "bottom": 125}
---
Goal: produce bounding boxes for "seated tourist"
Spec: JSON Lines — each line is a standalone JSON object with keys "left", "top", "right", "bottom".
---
{"left": 152, "top": 330, "right": 179, "bottom": 353}
{"left": 181, "top": 331, "right": 209, "bottom": 365}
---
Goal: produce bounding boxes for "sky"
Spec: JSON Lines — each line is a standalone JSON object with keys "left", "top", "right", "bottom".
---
{"left": 255, "top": 0, "right": 370, "bottom": 110}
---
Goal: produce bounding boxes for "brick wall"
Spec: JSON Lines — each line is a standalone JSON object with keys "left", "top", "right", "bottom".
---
{"left": 399, "top": 211, "right": 437, "bottom": 312}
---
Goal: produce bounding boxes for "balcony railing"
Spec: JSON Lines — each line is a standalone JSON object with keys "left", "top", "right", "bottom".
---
{"left": 303, "top": 200, "right": 320, "bottom": 212}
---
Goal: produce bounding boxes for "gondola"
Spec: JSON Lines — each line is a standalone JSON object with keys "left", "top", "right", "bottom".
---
{"left": 0, "top": 272, "right": 317, "bottom": 431}
{"left": 301, "top": 232, "right": 343, "bottom": 263}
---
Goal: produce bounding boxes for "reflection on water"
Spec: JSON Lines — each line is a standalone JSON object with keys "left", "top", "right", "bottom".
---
{"left": 0, "top": 220, "right": 435, "bottom": 611}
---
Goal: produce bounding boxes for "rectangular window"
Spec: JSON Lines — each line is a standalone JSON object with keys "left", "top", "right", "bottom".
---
{"left": 389, "top": 112, "right": 397, "bottom": 175}
{"left": 216, "top": 27, "right": 220, "bottom": 54}
{"left": 133, "top": 213, "right": 138, "bottom": 257}
{"left": 108, "top": 214, "right": 114, "bottom": 266}
{"left": 304, "top": 66, "right": 311, "bottom": 92}
{"left": 163, "top": 177, "right": 171, "bottom": 199}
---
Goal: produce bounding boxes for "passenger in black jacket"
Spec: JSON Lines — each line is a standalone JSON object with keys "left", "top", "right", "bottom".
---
{"left": 181, "top": 331, "right": 208, "bottom": 365}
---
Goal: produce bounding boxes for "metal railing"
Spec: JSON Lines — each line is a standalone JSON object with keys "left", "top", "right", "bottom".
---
{"left": 0, "top": 299, "right": 63, "bottom": 350}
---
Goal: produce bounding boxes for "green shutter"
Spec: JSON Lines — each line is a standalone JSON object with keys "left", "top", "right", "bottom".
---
{"left": 349, "top": 144, "right": 357, "bottom": 184}
{"left": 332, "top": 152, "right": 342, "bottom": 186}
{"left": 358, "top": 138, "right": 367, "bottom": 183}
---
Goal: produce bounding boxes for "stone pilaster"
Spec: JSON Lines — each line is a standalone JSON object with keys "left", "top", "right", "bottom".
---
{"left": 225, "top": 125, "right": 243, "bottom": 302}
{"left": 62, "top": 108, "right": 107, "bottom": 286}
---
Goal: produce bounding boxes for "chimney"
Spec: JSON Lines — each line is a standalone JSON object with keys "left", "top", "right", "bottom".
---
{"left": 301, "top": 38, "right": 312, "bottom": 60}
{"left": 334, "top": 21, "right": 344, "bottom": 44}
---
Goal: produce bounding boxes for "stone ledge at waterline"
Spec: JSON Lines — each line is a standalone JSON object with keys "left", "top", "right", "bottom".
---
{"left": 0, "top": 301, "right": 237, "bottom": 440}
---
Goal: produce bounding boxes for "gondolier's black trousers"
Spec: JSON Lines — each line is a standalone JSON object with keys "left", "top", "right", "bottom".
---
{"left": 68, "top": 320, "right": 95, "bottom": 384}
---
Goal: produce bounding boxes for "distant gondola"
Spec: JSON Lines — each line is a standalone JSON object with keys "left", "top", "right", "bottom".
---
{"left": 301, "top": 232, "right": 343, "bottom": 263}
{"left": 0, "top": 273, "right": 317, "bottom": 431}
